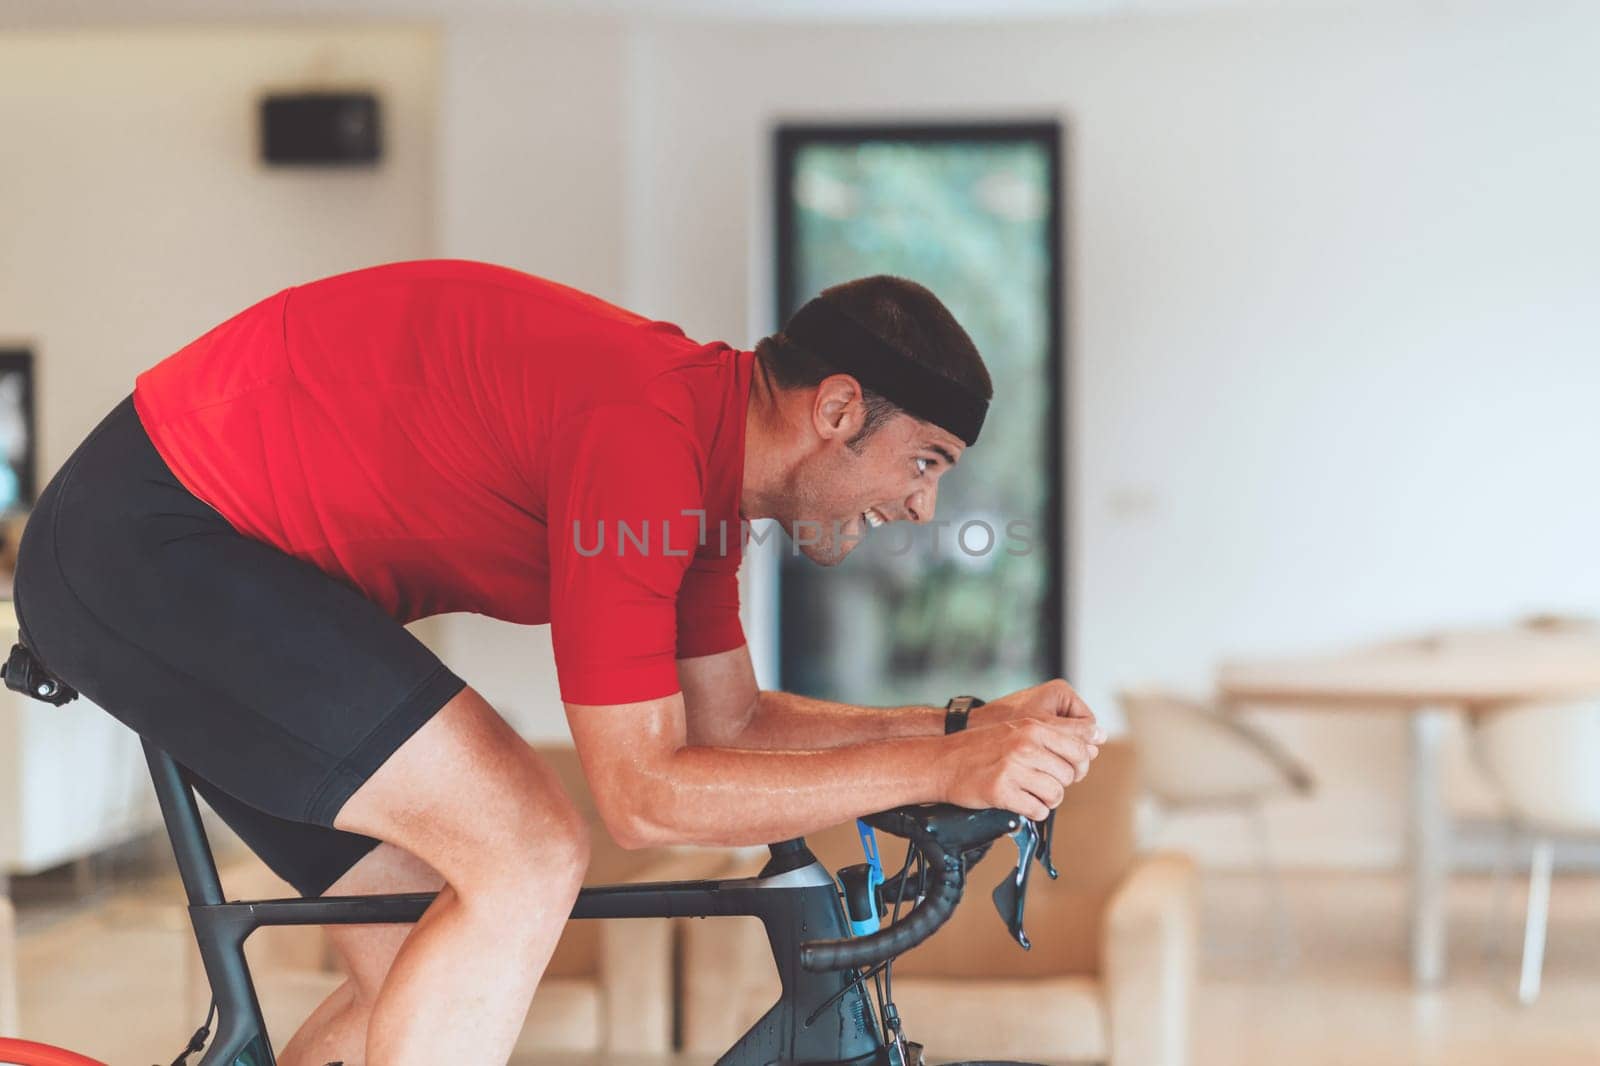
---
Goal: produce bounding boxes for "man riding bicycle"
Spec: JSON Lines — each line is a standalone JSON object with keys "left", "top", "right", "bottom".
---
{"left": 12, "top": 260, "right": 1103, "bottom": 1066}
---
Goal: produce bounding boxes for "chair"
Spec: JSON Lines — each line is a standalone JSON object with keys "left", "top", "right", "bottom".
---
{"left": 679, "top": 741, "right": 1198, "bottom": 1065}
{"left": 1469, "top": 699, "right": 1600, "bottom": 1004}
{"left": 1118, "top": 687, "right": 1313, "bottom": 966}
{"left": 184, "top": 743, "right": 726, "bottom": 1055}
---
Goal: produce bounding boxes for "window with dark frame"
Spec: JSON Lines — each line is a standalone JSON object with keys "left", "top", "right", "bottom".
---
{"left": 0, "top": 349, "right": 37, "bottom": 515}
{"left": 773, "top": 122, "right": 1066, "bottom": 705}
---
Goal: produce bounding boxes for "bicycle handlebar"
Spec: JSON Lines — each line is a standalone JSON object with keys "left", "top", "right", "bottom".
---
{"left": 797, "top": 804, "right": 1021, "bottom": 972}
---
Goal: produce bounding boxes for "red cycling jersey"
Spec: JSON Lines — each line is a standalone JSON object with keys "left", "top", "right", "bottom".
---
{"left": 134, "top": 260, "right": 751, "bottom": 706}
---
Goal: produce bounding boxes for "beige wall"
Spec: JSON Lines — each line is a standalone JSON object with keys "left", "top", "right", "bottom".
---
{"left": 0, "top": 25, "right": 439, "bottom": 475}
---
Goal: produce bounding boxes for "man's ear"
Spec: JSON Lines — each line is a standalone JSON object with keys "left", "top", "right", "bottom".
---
{"left": 811, "top": 373, "right": 867, "bottom": 442}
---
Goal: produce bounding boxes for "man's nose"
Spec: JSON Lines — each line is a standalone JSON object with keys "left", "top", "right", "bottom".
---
{"left": 906, "top": 483, "right": 938, "bottom": 524}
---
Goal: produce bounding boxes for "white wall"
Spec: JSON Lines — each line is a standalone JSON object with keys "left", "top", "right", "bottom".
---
{"left": 0, "top": 25, "right": 439, "bottom": 476}
{"left": 428, "top": 2, "right": 1600, "bottom": 862}
{"left": 612, "top": 2, "right": 1600, "bottom": 866}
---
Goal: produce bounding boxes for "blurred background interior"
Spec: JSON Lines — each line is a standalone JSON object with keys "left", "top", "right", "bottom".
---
{"left": 1, "top": 0, "right": 1597, "bottom": 1063}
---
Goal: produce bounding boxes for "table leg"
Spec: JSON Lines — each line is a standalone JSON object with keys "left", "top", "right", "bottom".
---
{"left": 1410, "top": 707, "right": 1451, "bottom": 986}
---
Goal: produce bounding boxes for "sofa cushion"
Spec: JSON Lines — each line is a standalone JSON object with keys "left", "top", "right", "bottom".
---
{"left": 512, "top": 978, "right": 604, "bottom": 1054}
{"left": 891, "top": 975, "right": 1107, "bottom": 1063}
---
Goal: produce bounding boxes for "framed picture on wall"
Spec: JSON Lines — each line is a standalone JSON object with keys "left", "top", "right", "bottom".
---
{"left": 0, "top": 349, "right": 37, "bottom": 515}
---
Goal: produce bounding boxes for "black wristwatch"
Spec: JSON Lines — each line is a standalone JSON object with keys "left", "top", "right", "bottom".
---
{"left": 944, "top": 695, "right": 985, "bottom": 735}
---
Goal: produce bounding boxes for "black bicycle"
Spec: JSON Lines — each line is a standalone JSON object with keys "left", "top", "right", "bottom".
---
{"left": 2, "top": 647, "right": 1061, "bottom": 1066}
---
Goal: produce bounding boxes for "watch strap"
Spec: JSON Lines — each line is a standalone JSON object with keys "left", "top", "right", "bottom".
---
{"left": 944, "top": 695, "right": 985, "bottom": 735}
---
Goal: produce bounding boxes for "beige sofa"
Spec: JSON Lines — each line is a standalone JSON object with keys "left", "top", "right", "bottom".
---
{"left": 680, "top": 741, "right": 1198, "bottom": 1065}
{"left": 187, "top": 744, "right": 725, "bottom": 1057}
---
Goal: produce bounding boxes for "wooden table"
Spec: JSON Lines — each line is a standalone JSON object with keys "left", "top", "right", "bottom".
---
{"left": 1218, "top": 622, "right": 1600, "bottom": 987}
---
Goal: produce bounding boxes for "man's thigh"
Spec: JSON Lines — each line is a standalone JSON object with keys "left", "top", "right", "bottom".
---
{"left": 333, "top": 686, "right": 590, "bottom": 897}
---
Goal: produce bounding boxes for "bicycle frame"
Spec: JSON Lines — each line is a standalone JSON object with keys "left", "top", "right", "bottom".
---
{"left": 146, "top": 741, "right": 892, "bottom": 1066}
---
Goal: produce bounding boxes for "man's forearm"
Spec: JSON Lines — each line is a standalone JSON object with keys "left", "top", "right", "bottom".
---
{"left": 629, "top": 733, "right": 951, "bottom": 848}
{"left": 730, "top": 689, "right": 946, "bottom": 750}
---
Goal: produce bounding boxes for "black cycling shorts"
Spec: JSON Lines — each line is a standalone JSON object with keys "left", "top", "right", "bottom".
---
{"left": 13, "top": 396, "right": 466, "bottom": 897}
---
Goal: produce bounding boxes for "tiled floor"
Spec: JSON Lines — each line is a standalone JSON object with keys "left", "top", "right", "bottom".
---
{"left": 1193, "top": 867, "right": 1600, "bottom": 1066}
{"left": 10, "top": 837, "right": 1600, "bottom": 1065}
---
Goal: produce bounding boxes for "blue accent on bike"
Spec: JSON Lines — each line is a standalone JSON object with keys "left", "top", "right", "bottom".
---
{"left": 847, "top": 818, "right": 885, "bottom": 935}
{"left": 857, "top": 818, "right": 884, "bottom": 881}
{"left": 847, "top": 903, "right": 881, "bottom": 936}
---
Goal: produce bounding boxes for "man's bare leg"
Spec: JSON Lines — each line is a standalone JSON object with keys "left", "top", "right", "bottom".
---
{"left": 277, "top": 844, "right": 444, "bottom": 1066}
{"left": 328, "top": 687, "right": 589, "bottom": 1066}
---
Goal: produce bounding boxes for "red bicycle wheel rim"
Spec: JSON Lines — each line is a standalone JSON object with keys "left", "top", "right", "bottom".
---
{"left": 0, "top": 1038, "right": 107, "bottom": 1066}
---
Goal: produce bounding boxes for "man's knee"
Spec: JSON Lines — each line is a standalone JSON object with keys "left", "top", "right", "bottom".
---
{"left": 552, "top": 799, "right": 591, "bottom": 885}
{"left": 481, "top": 778, "right": 591, "bottom": 897}
{"left": 335, "top": 687, "right": 591, "bottom": 897}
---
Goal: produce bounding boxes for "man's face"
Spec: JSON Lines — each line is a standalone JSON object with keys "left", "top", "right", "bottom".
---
{"left": 779, "top": 405, "right": 965, "bottom": 566}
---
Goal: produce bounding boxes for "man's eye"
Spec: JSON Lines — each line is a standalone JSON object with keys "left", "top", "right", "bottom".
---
{"left": 915, "top": 457, "right": 930, "bottom": 476}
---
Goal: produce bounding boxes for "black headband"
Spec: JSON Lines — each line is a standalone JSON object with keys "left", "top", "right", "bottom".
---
{"left": 782, "top": 297, "right": 989, "bottom": 446}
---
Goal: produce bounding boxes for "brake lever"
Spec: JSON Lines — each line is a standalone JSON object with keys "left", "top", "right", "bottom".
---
{"left": 990, "top": 817, "right": 1040, "bottom": 949}
{"left": 1038, "top": 807, "right": 1059, "bottom": 880}
{"left": 989, "top": 806, "right": 1061, "bottom": 949}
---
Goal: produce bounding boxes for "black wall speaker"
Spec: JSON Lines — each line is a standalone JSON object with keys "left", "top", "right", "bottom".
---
{"left": 260, "top": 92, "right": 382, "bottom": 166}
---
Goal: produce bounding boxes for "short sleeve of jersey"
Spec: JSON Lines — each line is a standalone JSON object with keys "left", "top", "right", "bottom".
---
{"left": 548, "top": 404, "right": 714, "bottom": 705}
{"left": 675, "top": 545, "right": 745, "bottom": 660}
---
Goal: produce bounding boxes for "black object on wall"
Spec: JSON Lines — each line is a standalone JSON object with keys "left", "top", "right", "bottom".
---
{"left": 260, "top": 92, "right": 382, "bottom": 166}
